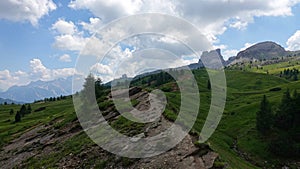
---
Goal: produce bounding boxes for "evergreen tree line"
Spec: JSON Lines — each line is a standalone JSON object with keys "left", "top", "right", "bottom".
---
{"left": 153, "top": 71, "right": 174, "bottom": 87}
{"left": 131, "top": 69, "right": 190, "bottom": 87}
{"left": 280, "top": 68, "right": 299, "bottom": 81}
{"left": 42, "top": 95, "right": 68, "bottom": 102}
{"left": 1, "top": 102, "right": 15, "bottom": 105}
{"left": 257, "top": 90, "right": 300, "bottom": 157}
{"left": 12, "top": 104, "right": 32, "bottom": 123}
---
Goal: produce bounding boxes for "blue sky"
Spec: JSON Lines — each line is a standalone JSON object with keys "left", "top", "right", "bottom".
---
{"left": 0, "top": 0, "right": 300, "bottom": 91}
{"left": 219, "top": 3, "right": 300, "bottom": 51}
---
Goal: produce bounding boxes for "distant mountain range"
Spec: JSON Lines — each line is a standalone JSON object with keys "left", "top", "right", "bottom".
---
{"left": 1, "top": 41, "right": 299, "bottom": 103}
{"left": 0, "top": 98, "right": 23, "bottom": 105}
{"left": 0, "top": 77, "right": 73, "bottom": 103}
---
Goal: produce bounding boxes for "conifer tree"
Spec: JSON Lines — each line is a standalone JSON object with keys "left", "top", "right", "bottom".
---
{"left": 256, "top": 95, "right": 273, "bottom": 134}
{"left": 27, "top": 104, "right": 32, "bottom": 114}
{"left": 207, "top": 79, "right": 211, "bottom": 90}
{"left": 15, "top": 111, "right": 21, "bottom": 122}
{"left": 20, "top": 105, "right": 27, "bottom": 117}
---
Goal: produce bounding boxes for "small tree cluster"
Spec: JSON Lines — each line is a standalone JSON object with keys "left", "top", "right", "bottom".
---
{"left": 15, "top": 104, "right": 32, "bottom": 123}
{"left": 154, "top": 72, "right": 174, "bottom": 87}
{"left": 280, "top": 68, "right": 299, "bottom": 81}
{"left": 257, "top": 90, "right": 300, "bottom": 157}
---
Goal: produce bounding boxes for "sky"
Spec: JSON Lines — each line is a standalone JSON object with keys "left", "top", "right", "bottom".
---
{"left": 0, "top": 0, "right": 300, "bottom": 91}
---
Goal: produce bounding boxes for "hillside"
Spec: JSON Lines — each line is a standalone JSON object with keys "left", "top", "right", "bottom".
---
{"left": 0, "top": 68, "right": 299, "bottom": 168}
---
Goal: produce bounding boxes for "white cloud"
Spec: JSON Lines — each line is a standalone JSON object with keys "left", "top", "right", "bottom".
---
{"left": 287, "top": 30, "right": 300, "bottom": 51}
{"left": 219, "top": 42, "right": 256, "bottom": 60}
{"left": 51, "top": 19, "right": 81, "bottom": 50}
{"left": 52, "top": 19, "right": 89, "bottom": 51}
{"left": 30, "top": 59, "right": 50, "bottom": 79}
{"left": 241, "top": 42, "right": 256, "bottom": 51}
{"left": 0, "top": 70, "right": 28, "bottom": 91}
{"left": 29, "top": 59, "right": 78, "bottom": 81}
{"left": 0, "top": 70, "right": 11, "bottom": 81}
{"left": 53, "top": 34, "right": 87, "bottom": 51}
{"left": 91, "top": 63, "right": 113, "bottom": 75}
{"left": 59, "top": 54, "right": 72, "bottom": 62}
{"left": 0, "top": 0, "right": 56, "bottom": 26}
{"left": 80, "top": 17, "right": 103, "bottom": 34}
{"left": 222, "top": 49, "right": 239, "bottom": 60}
{"left": 52, "top": 19, "right": 77, "bottom": 35}
{"left": 52, "top": 0, "right": 300, "bottom": 63}
{"left": 68, "top": 0, "right": 300, "bottom": 41}
{"left": 69, "top": 0, "right": 143, "bottom": 22}
{"left": 50, "top": 0, "right": 300, "bottom": 82}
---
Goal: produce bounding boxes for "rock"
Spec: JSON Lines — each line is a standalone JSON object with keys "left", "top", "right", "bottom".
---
{"left": 188, "top": 49, "right": 226, "bottom": 69}
{"left": 202, "top": 152, "right": 219, "bottom": 169}
{"left": 130, "top": 133, "right": 145, "bottom": 143}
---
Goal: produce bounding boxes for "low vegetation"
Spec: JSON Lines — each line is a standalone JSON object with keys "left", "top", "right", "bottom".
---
{"left": 0, "top": 66, "right": 299, "bottom": 168}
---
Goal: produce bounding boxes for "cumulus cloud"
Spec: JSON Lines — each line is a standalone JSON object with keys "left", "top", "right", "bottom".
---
{"left": 91, "top": 63, "right": 113, "bottom": 75}
{"left": 59, "top": 54, "right": 72, "bottom": 62}
{"left": 52, "top": 19, "right": 77, "bottom": 34}
{"left": 51, "top": 19, "right": 88, "bottom": 51}
{"left": 219, "top": 42, "right": 256, "bottom": 60}
{"left": 0, "top": 69, "right": 28, "bottom": 91}
{"left": 80, "top": 17, "right": 103, "bottom": 34}
{"left": 0, "top": 0, "right": 56, "bottom": 26}
{"left": 287, "top": 30, "right": 300, "bottom": 51}
{"left": 30, "top": 59, "right": 78, "bottom": 81}
{"left": 69, "top": 0, "right": 143, "bottom": 22}
{"left": 0, "top": 59, "right": 79, "bottom": 91}
{"left": 49, "top": 0, "right": 300, "bottom": 83}
{"left": 68, "top": 0, "right": 300, "bottom": 42}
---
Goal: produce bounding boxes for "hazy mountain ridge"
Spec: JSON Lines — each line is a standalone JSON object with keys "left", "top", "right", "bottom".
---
{"left": 0, "top": 77, "right": 73, "bottom": 103}
{"left": 0, "top": 98, "right": 23, "bottom": 104}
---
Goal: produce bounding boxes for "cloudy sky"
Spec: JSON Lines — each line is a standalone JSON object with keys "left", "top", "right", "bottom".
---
{"left": 1, "top": 0, "right": 300, "bottom": 91}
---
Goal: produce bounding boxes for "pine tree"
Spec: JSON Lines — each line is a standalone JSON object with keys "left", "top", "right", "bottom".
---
{"left": 82, "top": 73, "right": 96, "bottom": 103}
{"left": 95, "top": 78, "right": 103, "bottom": 99}
{"left": 275, "top": 89, "right": 295, "bottom": 130}
{"left": 27, "top": 104, "right": 32, "bottom": 114}
{"left": 20, "top": 105, "right": 27, "bottom": 117}
{"left": 256, "top": 95, "right": 273, "bottom": 134}
{"left": 293, "top": 74, "right": 298, "bottom": 81}
{"left": 207, "top": 79, "right": 211, "bottom": 90}
{"left": 15, "top": 111, "right": 21, "bottom": 122}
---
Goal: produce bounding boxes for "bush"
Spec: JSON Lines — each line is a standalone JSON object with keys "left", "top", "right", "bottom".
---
{"left": 269, "top": 87, "right": 281, "bottom": 92}
{"left": 34, "top": 107, "right": 46, "bottom": 112}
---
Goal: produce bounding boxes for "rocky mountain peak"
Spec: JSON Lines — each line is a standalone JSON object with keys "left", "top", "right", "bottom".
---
{"left": 236, "top": 41, "right": 286, "bottom": 60}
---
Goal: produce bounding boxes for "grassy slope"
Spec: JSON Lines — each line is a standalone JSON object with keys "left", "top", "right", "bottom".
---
{"left": 230, "top": 59, "right": 300, "bottom": 75}
{"left": 0, "top": 69, "right": 298, "bottom": 168}
{"left": 210, "top": 71, "right": 288, "bottom": 168}
{"left": 0, "top": 98, "right": 76, "bottom": 148}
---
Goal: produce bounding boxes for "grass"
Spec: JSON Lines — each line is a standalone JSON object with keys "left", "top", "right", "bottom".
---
{"left": 23, "top": 131, "right": 96, "bottom": 168}
{"left": 0, "top": 98, "right": 75, "bottom": 148}
{"left": 1, "top": 68, "right": 300, "bottom": 168}
{"left": 111, "top": 116, "right": 145, "bottom": 137}
{"left": 161, "top": 69, "right": 300, "bottom": 168}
